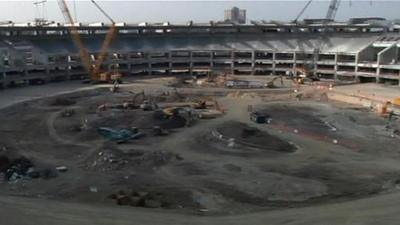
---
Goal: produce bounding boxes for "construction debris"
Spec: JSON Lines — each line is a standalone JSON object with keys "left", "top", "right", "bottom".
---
{"left": 97, "top": 127, "right": 144, "bottom": 142}
{"left": 56, "top": 166, "right": 68, "bottom": 172}
{"left": 0, "top": 155, "right": 58, "bottom": 182}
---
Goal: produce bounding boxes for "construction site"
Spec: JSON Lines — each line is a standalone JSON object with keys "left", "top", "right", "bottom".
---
{"left": 1, "top": 1, "right": 400, "bottom": 225}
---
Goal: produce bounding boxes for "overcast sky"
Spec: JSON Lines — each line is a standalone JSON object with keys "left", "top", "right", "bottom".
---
{"left": 0, "top": 0, "right": 399, "bottom": 24}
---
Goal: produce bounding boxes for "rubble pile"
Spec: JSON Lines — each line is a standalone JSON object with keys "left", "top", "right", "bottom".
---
{"left": 87, "top": 149, "right": 183, "bottom": 172}
{"left": 0, "top": 155, "right": 57, "bottom": 183}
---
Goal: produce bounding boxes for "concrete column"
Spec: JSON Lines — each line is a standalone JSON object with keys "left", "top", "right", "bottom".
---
{"left": 210, "top": 51, "right": 214, "bottom": 74}
{"left": 231, "top": 50, "right": 235, "bottom": 75}
{"left": 376, "top": 44, "right": 397, "bottom": 83}
{"left": 334, "top": 52, "right": 339, "bottom": 81}
{"left": 272, "top": 51, "right": 276, "bottom": 75}
{"left": 354, "top": 51, "right": 359, "bottom": 82}
{"left": 313, "top": 50, "right": 318, "bottom": 76}
{"left": 2, "top": 72, "right": 6, "bottom": 88}
{"left": 398, "top": 70, "right": 400, "bottom": 87}
{"left": 189, "top": 51, "right": 193, "bottom": 76}
{"left": 168, "top": 51, "right": 172, "bottom": 75}
{"left": 377, "top": 52, "right": 381, "bottom": 83}
{"left": 251, "top": 50, "right": 255, "bottom": 75}
{"left": 45, "top": 67, "right": 51, "bottom": 82}
{"left": 23, "top": 70, "right": 29, "bottom": 86}
{"left": 127, "top": 63, "right": 132, "bottom": 76}
{"left": 147, "top": 53, "right": 152, "bottom": 76}
{"left": 293, "top": 51, "right": 297, "bottom": 73}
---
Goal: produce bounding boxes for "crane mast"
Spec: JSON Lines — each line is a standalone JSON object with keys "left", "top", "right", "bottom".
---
{"left": 293, "top": 0, "right": 341, "bottom": 79}
{"left": 58, "top": 0, "right": 120, "bottom": 83}
{"left": 90, "top": 0, "right": 118, "bottom": 76}
{"left": 57, "top": 0, "right": 93, "bottom": 79}
{"left": 312, "top": 0, "right": 341, "bottom": 76}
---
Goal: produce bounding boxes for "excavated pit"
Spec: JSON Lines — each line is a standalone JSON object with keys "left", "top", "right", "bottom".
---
{"left": 0, "top": 88, "right": 399, "bottom": 215}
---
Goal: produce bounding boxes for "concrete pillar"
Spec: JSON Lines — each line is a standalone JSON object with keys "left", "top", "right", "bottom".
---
{"left": 210, "top": 51, "right": 214, "bottom": 74}
{"left": 231, "top": 50, "right": 235, "bottom": 75}
{"left": 189, "top": 51, "right": 193, "bottom": 76}
{"left": 168, "top": 51, "right": 172, "bottom": 75}
{"left": 45, "top": 67, "right": 51, "bottom": 82}
{"left": 272, "top": 51, "right": 276, "bottom": 75}
{"left": 293, "top": 51, "right": 297, "bottom": 73}
{"left": 1, "top": 72, "right": 6, "bottom": 88}
{"left": 23, "top": 70, "right": 29, "bottom": 86}
{"left": 334, "top": 52, "right": 339, "bottom": 81}
{"left": 251, "top": 50, "right": 255, "bottom": 75}
{"left": 147, "top": 53, "right": 152, "bottom": 76}
{"left": 377, "top": 52, "right": 381, "bottom": 83}
{"left": 313, "top": 50, "right": 318, "bottom": 76}
{"left": 127, "top": 63, "right": 132, "bottom": 76}
{"left": 354, "top": 51, "right": 359, "bottom": 82}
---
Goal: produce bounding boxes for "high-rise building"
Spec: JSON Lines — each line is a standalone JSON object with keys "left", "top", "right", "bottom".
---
{"left": 224, "top": 7, "right": 246, "bottom": 24}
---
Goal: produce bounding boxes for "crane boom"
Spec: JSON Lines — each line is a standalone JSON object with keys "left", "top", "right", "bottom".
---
{"left": 58, "top": 0, "right": 120, "bottom": 83}
{"left": 90, "top": 0, "right": 118, "bottom": 76}
{"left": 293, "top": 0, "right": 313, "bottom": 23}
{"left": 90, "top": 0, "right": 115, "bottom": 24}
{"left": 57, "top": 0, "right": 93, "bottom": 79}
{"left": 325, "top": 0, "right": 340, "bottom": 21}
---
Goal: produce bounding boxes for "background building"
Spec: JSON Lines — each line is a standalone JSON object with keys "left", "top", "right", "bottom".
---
{"left": 224, "top": 7, "right": 246, "bottom": 24}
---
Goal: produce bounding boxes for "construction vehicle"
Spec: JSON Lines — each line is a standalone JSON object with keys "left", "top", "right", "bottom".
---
{"left": 140, "top": 100, "right": 158, "bottom": 111}
{"left": 266, "top": 76, "right": 284, "bottom": 88}
{"left": 250, "top": 111, "right": 271, "bottom": 124}
{"left": 393, "top": 98, "right": 400, "bottom": 107}
{"left": 193, "top": 99, "right": 207, "bottom": 109}
{"left": 58, "top": 0, "right": 121, "bottom": 84}
{"left": 377, "top": 101, "right": 391, "bottom": 117}
{"left": 162, "top": 107, "right": 182, "bottom": 117}
{"left": 292, "top": 65, "right": 320, "bottom": 84}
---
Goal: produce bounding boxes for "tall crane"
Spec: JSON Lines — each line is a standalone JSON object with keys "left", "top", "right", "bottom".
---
{"left": 58, "top": 0, "right": 121, "bottom": 83}
{"left": 325, "top": 0, "right": 340, "bottom": 22}
{"left": 292, "top": 0, "right": 341, "bottom": 80}
{"left": 293, "top": 0, "right": 340, "bottom": 24}
{"left": 311, "top": 0, "right": 341, "bottom": 76}
{"left": 90, "top": 0, "right": 118, "bottom": 77}
{"left": 58, "top": 0, "right": 93, "bottom": 79}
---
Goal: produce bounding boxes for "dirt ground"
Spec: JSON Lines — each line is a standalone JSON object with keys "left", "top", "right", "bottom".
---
{"left": 0, "top": 78, "right": 400, "bottom": 219}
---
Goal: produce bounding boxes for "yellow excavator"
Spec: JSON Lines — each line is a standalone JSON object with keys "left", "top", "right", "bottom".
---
{"left": 293, "top": 65, "right": 320, "bottom": 84}
{"left": 58, "top": 0, "right": 121, "bottom": 84}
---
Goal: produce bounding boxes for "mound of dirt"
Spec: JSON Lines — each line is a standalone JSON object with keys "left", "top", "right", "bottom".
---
{"left": 216, "top": 122, "right": 296, "bottom": 153}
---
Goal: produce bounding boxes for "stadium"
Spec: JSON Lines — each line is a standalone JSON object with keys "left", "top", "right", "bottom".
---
{"left": 1, "top": 20, "right": 399, "bottom": 87}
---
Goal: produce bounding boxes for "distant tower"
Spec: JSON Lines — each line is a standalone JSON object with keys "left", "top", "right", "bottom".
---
{"left": 224, "top": 7, "right": 246, "bottom": 24}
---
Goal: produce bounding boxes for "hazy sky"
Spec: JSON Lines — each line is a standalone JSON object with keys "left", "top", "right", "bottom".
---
{"left": 0, "top": 0, "right": 399, "bottom": 23}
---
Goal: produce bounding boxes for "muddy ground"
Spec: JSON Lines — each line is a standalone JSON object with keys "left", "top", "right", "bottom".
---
{"left": 0, "top": 85, "right": 399, "bottom": 215}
